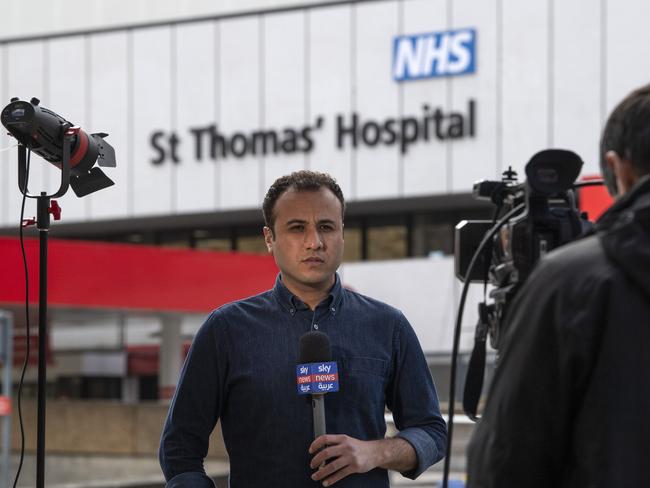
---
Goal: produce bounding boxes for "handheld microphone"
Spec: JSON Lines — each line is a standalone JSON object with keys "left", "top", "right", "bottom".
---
{"left": 297, "top": 331, "right": 339, "bottom": 439}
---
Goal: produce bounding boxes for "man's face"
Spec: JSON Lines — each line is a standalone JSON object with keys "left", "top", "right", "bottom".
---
{"left": 263, "top": 188, "right": 344, "bottom": 295}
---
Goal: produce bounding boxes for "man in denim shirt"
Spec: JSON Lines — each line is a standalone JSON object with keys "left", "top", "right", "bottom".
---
{"left": 159, "top": 171, "right": 447, "bottom": 487}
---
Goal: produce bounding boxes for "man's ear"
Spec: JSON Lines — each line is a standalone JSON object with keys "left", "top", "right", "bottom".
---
{"left": 263, "top": 226, "right": 274, "bottom": 254}
{"left": 605, "top": 150, "right": 638, "bottom": 195}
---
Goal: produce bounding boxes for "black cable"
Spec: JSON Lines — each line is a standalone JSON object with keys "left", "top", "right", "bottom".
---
{"left": 442, "top": 202, "right": 525, "bottom": 488}
{"left": 482, "top": 205, "right": 502, "bottom": 301}
{"left": 13, "top": 147, "right": 31, "bottom": 488}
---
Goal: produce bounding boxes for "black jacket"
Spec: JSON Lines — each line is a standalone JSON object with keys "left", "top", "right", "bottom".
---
{"left": 467, "top": 176, "right": 650, "bottom": 487}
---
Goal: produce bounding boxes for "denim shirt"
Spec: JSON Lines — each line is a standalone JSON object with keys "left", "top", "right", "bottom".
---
{"left": 159, "top": 274, "right": 446, "bottom": 488}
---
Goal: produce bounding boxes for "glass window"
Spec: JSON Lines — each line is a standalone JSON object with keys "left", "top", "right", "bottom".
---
{"left": 342, "top": 226, "right": 362, "bottom": 262}
{"left": 367, "top": 225, "right": 408, "bottom": 260}
{"left": 412, "top": 216, "right": 454, "bottom": 256}
{"left": 237, "top": 234, "right": 268, "bottom": 254}
{"left": 116, "top": 232, "right": 157, "bottom": 245}
{"left": 195, "top": 238, "right": 232, "bottom": 251}
{"left": 158, "top": 230, "right": 192, "bottom": 249}
{"left": 193, "top": 229, "right": 233, "bottom": 251}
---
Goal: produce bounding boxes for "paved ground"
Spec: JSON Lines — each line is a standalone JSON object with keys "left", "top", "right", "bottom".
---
{"left": 9, "top": 454, "right": 229, "bottom": 488}
{"left": 7, "top": 416, "right": 472, "bottom": 488}
{"left": 8, "top": 454, "right": 465, "bottom": 488}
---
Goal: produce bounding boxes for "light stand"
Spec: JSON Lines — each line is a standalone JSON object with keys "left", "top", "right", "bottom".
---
{"left": 3, "top": 96, "right": 116, "bottom": 488}
{"left": 17, "top": 126, "right": 76, "bottom": 488}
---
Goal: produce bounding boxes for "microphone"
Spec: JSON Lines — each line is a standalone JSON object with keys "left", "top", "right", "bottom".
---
{"left": 297, "top": 331, "right": 339, "bottom": 439}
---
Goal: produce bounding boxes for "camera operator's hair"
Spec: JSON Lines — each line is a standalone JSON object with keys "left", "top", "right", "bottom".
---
{"left": 601, "top": 83, "right": 650, "bottom": 181}
{"left": 262, "top": 170, "right": 345, "bottom": 234}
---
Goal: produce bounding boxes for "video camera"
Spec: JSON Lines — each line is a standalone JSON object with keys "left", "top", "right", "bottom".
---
{"left": 443, "top": 149, "right": 604, "bottom": 485}
{"left": 454, "top": 149, "right": 593, "bottom": 350}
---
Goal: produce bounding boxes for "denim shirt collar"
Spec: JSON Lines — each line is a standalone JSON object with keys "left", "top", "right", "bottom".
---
{"left": 273, "top": 272, "right": 343, "bottom": 316}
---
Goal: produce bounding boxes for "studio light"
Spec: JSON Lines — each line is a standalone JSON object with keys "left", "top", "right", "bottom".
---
{"left": 1, "top": 97, "right": 116, "bottom": 197}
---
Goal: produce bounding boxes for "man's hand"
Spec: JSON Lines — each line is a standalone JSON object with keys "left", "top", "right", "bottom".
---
{"left": 308, "top": 435, "right": 416, "bottom": 486}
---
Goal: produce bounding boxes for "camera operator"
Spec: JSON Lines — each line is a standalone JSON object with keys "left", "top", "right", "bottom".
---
{"left": 466, "top": 84, "right": 650, "bottom": 487}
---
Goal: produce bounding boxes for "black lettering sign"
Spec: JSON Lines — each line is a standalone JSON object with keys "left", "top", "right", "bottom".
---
{"left": 149, "top": 100, "right": 476, "bottom": 165}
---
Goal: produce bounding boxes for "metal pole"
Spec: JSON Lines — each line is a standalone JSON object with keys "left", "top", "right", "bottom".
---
{"left": 36, "top": 193, "right": 51, "bottom": 488}
{"left": 12, "top": 112, "right": 74, "bottom": 488}
{"left": 1, "top": 311, "right": 14, "bottom": 488}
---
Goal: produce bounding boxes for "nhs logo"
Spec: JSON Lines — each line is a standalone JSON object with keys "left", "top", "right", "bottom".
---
{"left": 393, "top": 28, "right": 476, "bottom": 81}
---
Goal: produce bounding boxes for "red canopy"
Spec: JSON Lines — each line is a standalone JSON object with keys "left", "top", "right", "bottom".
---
{"left": 579, "top": 175, "right": 613, "bottom": 221}
{"left": 0, "top": 237, "right": 278, "bottom": 313}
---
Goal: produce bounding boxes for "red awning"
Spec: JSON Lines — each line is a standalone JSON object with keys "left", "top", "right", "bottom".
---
{"left": 579, "top": 175, "right": 613, "bottom": 221}
{"left": 0, "top": 237, "right": 278, "bottom": 313}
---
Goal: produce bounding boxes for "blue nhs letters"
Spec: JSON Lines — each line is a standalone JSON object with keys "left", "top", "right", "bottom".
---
{"left": 393, "top": 28, "right": 476, "bottom": 81}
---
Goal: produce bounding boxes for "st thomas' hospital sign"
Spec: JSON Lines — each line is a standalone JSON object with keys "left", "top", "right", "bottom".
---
{"left": 149, "top": 27, "right": 477, "bottom": 166}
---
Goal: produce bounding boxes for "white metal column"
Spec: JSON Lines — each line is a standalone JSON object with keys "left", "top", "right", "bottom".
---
{"left": 158, "top": 315, "right": 182, "bottom": 401}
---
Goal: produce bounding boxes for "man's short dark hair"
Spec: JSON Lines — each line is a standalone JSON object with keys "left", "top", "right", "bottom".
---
{"left": 262, "top": 170, "right": 345, "bottom": 233}
{"left": 600, "top": 83, "right": 650, "bottom": 192}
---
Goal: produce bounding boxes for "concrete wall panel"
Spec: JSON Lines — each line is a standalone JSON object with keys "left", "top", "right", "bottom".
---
{"left": 47, "top": 35, "right": 89, "bottom": 220}
{"left": 218, "top": 17, "right": 262, "bottom": 210}
{"left": 553, "top": 0, "right": 602, "bottom": 176}
{"left": 500, "top": 0, "right": 549, "bottom": 179}
{"left": 3, "top": 41, "right": 46, "bottom": 224}
{"left": 354, "top": 1, "right": 400, "bottom": 200}
{"left": 174, "top": 21, "right": 219, "bottom": 214}
{"left": 261, "top": 11, "right": 308, "bottom": 192}
{"left": 401, "top": 0, "right": 450, "bottom": 196}
{"left": 307, "top": 5, "right": 354, "bottom": 197}
{"left": 450, "top": 0, "right": 499, "bottom": 191}
{"left": 132, "top": 27, "right": 174, "bottom": 216}
{"left": 605, "top": 0, "right": 650, "bottom": 129}
{"left": 86, "top": 31, "right": 130, "bottom": 220}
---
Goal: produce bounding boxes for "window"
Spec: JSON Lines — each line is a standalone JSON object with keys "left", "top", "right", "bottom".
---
{"left": 342, "top": 226, "right": 362, "bottom": 262}
{"left": 367, "top": 225, "right": 408, "bottom": 260}
{"left": 236, "top": 227, "right": 267, "bottom": 254}
{"left": 60, "top": 199, "right": 493, "bottom": 263}
{"left": 412, "top": 217, "right": 454, "bottom": 256}
{"left": 194, "top": 229, "right": 233, "bottom": 251}
{"left": 158, "top": 230, "right": 193, "bottom": 249}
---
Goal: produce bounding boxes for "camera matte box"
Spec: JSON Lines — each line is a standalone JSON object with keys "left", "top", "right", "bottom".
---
{"left": 455, "top": 220, "right": 494, "bottom": 282}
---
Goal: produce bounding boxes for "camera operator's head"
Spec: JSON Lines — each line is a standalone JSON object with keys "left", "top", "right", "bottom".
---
{"left": 600, "top": 83, "right": 650, "bottom": 196}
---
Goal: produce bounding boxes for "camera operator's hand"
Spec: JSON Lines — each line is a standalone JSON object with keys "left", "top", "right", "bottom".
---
{"left": 309, "top": 434, "right": 416, "bottom": 486}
